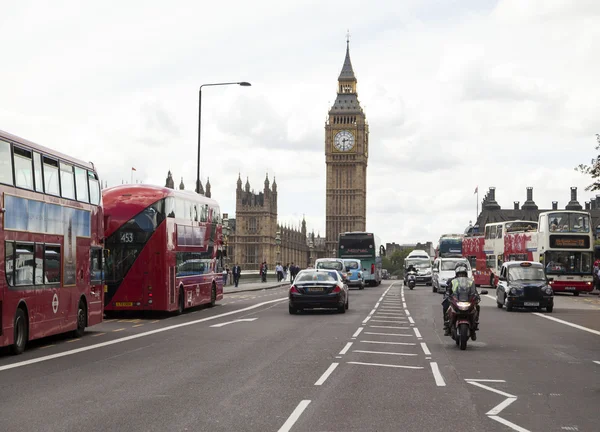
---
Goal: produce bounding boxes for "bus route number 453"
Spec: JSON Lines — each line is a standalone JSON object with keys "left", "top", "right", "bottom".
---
{"left": 121, "top": 232, "right": 134, "bottom": 243}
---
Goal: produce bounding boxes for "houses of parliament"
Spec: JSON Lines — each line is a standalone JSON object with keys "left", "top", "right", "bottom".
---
{"left": 165, "top": 38, "right": 369, "bottom": 269}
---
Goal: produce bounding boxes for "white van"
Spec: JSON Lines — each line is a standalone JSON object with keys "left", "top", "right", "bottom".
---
{"left": 315, "top": 258, "right": 347, "bottom": 280}
{"left": 432, "top": 257, "right": 473, "bottom": 293}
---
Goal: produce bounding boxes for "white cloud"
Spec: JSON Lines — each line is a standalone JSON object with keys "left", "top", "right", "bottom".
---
{"left": 2, "top": 0, "right": 600, "bottom": 247}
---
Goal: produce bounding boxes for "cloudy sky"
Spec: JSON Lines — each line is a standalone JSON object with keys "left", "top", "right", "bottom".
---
{"left": 2, "top": 0, "right": 600, "bottom": 246}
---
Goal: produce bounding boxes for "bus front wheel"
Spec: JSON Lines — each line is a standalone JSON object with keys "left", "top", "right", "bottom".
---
{"left": 11, "top": 308, "right": 28, "bottom": 355}
{"left": 73, "top": 300, "right": 87, "bottom": 338}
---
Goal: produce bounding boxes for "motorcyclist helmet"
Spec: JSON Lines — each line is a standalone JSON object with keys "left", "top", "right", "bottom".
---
{"left": 454, "top": 263, "right": 469, "bottom": 278}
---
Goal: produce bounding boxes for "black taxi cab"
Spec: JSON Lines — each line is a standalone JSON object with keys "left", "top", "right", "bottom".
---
{"left": 496, "top": 261, "right": 554, "bottom": 313}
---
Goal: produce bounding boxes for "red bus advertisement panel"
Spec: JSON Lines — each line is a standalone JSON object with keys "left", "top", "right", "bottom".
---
{"left": 103, "top": 185, "right": 224, "bottom": 313}
{"left": 462, "top": 235, "right": 489, "bottom": 286}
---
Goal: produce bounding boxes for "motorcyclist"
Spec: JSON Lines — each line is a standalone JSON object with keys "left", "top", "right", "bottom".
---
{"left": 405, "top": 264, "right": 418, "bottom": 284}
{"left": 442, "top": 263, "right": 480, "bottom": 336}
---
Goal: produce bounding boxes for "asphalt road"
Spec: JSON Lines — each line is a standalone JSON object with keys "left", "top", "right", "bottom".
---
{"left": 0, "top": 281, "right": 598, "bottom": 432}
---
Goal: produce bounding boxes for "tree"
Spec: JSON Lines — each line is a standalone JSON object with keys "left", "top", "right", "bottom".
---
{"left": 575, "top": 134, "right": 600, "bottom": 191}
{"left": 382, "top": 248, "right": 415, "bottom": 277}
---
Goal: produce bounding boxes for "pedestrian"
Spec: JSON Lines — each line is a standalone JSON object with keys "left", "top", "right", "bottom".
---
{"left": 222, "top": 267, "right": 228, "bottom": 285}
{"left": 232, "top": 263, "right": 241, "bottom": 287}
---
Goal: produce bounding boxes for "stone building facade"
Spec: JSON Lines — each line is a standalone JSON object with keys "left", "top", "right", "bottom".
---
{"left": 164, "top": 170, "right": 211, "bottom": 197}
{"left": 228, "top": 175, "right": 327, "bottom": 270}
{"left": 325, "top": 39, "right": 369, "bottom": 255}
{"left": 472, "top": 186, "right": 600, "bottom": 236}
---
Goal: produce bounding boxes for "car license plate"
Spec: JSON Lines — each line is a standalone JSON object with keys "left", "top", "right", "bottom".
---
{"left": 524, "top": 302, "right": 539, "bottom": 307}
{"left": 308, "top": 288, "right": 323, "bottom": 292}
{"left": 564, "top": 287, "right": 576, "bottom": 291}
{"left": 115, "top": 302, "right": 133, "bottom": 307}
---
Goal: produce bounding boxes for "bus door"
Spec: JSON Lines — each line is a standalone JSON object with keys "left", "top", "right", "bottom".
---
{"left": 88, "top": 247, "right": 104, "bottom": 326}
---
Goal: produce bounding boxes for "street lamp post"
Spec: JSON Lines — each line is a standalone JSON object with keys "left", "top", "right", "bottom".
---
{"left": 197, "top": 81, "right": 251, "bottom": 194}
{"left": 275, "top": 231, "right": 281, "bottom": 264}
{"left": 308, "top": 239, "right": 314, "bottom": 268}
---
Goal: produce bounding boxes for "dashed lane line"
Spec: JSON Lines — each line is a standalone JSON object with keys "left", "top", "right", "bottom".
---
{"left": 420, "top": 342, "right": 431, "bottom": 355}
{"left": 360, "top": 340, "right": 416, "bottom": 346}
{"left": 348, "top": 361, "right": 424, "bottom": 370}
{"left": 314, "top": 363, "right": 339, "bottom": 386}
{"left": 339, "top": 342, "right": 353, "bottom": 355}
{"left": 112, "top": 328, "right": 125, "bottom": 332}
{"left": 532, "top": 312, "right": 600, "bottom": 337}
{"left": 369, "top": 325, "right": 410, "bottom": 330}
{"left": 0, "top": 296, "right": 287, "bottom": 373}
{"left": 352, "top": 327, "right": 364, "bottom": 338}
{"left": 277, "top": 400, "right": 311, "bottom": 432}
{"left": 430, "top": 362, "right": 446, "bottom": 386}
{"left": 413, "top": 328, "right": 422, "bottom": 339}
{"left": 353, "top": 350, "right": 418, "bottom": 357}
{"left": 364, "top": 332, "right": 413, "bottom": 337}
{"left": 91, "top": 333, "right": 106, "bottom": 337}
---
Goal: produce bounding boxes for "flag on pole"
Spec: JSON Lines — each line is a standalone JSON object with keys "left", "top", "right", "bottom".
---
{"left": 474, "top": 186, "right": 478, "bottom": 194}
{"left": 132, "top": 167, "right": 137, "bottom": 171}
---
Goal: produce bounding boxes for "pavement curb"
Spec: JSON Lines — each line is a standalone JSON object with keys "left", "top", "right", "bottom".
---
{"left": 224, "top": 282, "right": 289, "bottom": 295}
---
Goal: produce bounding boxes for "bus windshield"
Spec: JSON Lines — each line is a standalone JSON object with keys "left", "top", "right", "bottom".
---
{"left": 548, "top": 213, "right": 590, "bottom": 233}
{"left": 439, "top": 239, "right": 462, "bottom": 256}
{"left": 339, "top": 235, "right": 375, "bottom": 258}
{"left": 544, "top": 251, "right": 593, "bottom": 274}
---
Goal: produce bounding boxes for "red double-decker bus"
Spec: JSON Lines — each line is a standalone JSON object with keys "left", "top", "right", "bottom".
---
{"left": 0, "top": 130, "right": 104, "bottom": 354}
{"left": 462, "top": 234, "right": 489, "bottom": 287}
{"left": 103, "top": 184, "right": 224, "bottom": 313}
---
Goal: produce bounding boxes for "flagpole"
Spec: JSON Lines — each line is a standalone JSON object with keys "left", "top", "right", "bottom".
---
{"left": 476, "top": 189, "right": 479, "bottom": 224}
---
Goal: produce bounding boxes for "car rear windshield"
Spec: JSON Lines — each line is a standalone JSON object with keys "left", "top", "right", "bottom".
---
{"left": 344, "top": 260, "right": 359, "bottom": 270}
{"left": 441, "top": 260, "right": 467, "bottom": 271}
{"left": 296, "top": 271, "right": 337, "bottom": 282}
{"left": 508, "top": 267, "right": 545, "bottom": 281}
{"left": 317, "top": 261, "right": 343, "bottom": 270}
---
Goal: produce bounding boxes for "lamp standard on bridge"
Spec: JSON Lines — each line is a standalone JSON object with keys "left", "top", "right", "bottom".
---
{"left": 275, "top": 230, "right": 282, "bottom": 265}
{"left": 196, "top": 81, "right": 251, "bottom": 194}
{"left": 308, "top": 238, "right": 314, "bottom": 268}
{"left": 222, "top": 214, "right": 231, "bottom": 271}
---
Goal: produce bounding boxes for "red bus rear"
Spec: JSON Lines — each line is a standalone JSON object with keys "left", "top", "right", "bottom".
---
{"left": 0, "top": 130, "right": 104, "bottom": 354}
{"left": 103, "top": 184, "right": 224, "bottom": 313}
{"left": 462, "top": 235, "right": 490, "bottom": 286}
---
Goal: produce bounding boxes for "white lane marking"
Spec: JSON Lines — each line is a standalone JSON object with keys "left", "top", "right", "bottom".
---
{"left": 484, "top": 294, "right": 496, "bottom": 301}
{"left": 369, "top": 325, "right": 410, "bottom": 329}
{"left": 420, "top": 342, "right": 431, "bottom": 355}
{"left": 375, "top": 311, "right": 404, "bottom": 315}
{"left": 209, "top": 318, "right": 258, "bottom": 327}
{"left": 413, "top": 328, "right": 422, "bottom": 338}
{"left": 594, "top": 361, "right": 600, "bottom": 365}
{"left": 370, "top": 320, "right": 408, "bottom": 324}
{"left": 314, "top": 363, "right": 339, "bottom": 386}
{"left": 362, "top": 316, "right": 372, "bottom": 324}
{"left": 408, "top": 317, "right": 415, "bottom": 324}
{"left": 0, "top": 297, "right": 287, "bottom": 373}
{"left": 487, "top": 397, "right": 517, "bottom": 416}
{"left": 465, "top": 379, "right": 506, "bottom": 382}
{"left": 379, "top": 307, "right": 404, "bottom": 310}
{"left": 339, "top": 342, "right": 353, "bottom": 355}
{"left": 488, "top": 416, "right": 531, "bottom": 432}
{"left": 365, "top": 332, "right": 413, "bottom": 337}
{"left": 403, "top": 302, "right": 407, "bottom": 308}
{"left": 430, "top": 362, "right": 446, "bottom": 386}
{"left": 278, "top": 400, "right": 311, "bottom": 432}
{"left": 360, "top": 340, "right": 416, "bottom": 346}
{"left": 532, "top": 313, "right": 600, "bottom": 336}
{"left": 467, "top": 381, "right": 516, "bottom": 398}
{"left": 352, "top": 327, "right": 364, "bottom": 338}
{"left": 353, "top": 350, "right": 417, "bottom": 356}
{"left": 348, "top": 361, "right": 424, "bottom": 369}
{"left": 369, "top": 308, "right": 378, "bottom": 315}
{"left": 404, "top": 310, "right": 411, "bottom": 316}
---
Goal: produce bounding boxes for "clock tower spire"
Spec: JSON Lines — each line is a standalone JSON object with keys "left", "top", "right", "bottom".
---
{"left": 324, "top": 34, "right": 369, "bottom": 256}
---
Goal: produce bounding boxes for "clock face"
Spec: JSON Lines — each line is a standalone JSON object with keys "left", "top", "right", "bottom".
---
{"left": 334, "top": 130, "right": 355, "bottom": 152}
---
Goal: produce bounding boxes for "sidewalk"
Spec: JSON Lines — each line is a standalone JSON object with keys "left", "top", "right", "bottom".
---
{"left": 224, "top": 280, "right": 289, "bottom": 294}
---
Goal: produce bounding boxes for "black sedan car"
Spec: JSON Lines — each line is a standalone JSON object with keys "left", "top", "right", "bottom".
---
{"left": 496, "top": 261, "right": 554, "bottom": 312}
{"left": 289, "top": 269, "right": 349, "bottom": 314}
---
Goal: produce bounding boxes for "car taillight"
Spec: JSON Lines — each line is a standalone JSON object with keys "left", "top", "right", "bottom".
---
{"left": 371, "top": 264, "right": 375, "bottom": 274}
{"left": 290, "top": 285, "right": 299, "bottom": 294}
{"left": 332, "top": 285, "right": 341, "bottom": 293}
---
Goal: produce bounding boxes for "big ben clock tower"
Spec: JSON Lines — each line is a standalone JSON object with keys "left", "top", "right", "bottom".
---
{"left": 325, "top": 36, "right": 369, "bottom": 256}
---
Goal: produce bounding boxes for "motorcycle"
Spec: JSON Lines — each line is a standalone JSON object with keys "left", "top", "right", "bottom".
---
{"left": 406, "top": 271, "right": 417, "bottom": 290}
{"left": 446, "top": 287, "right": 488, "bottom": 350}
